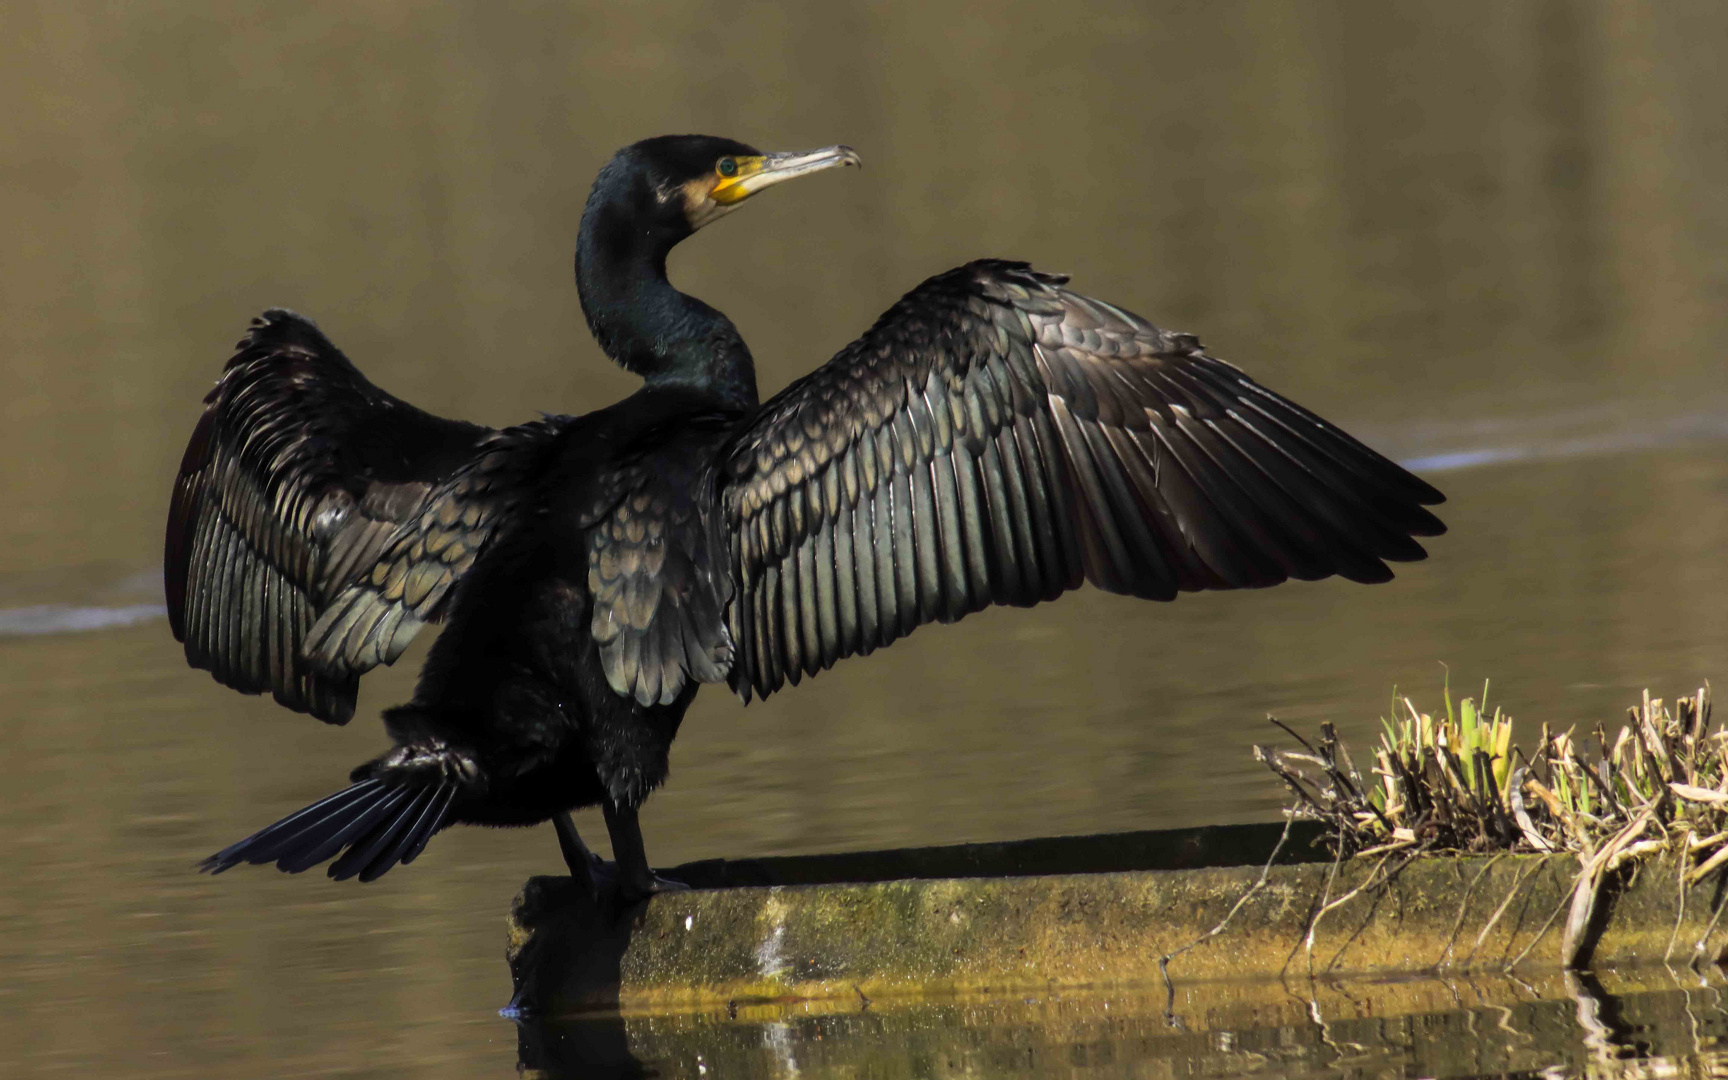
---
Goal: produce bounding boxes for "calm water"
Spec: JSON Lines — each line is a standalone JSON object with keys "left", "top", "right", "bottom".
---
{"left": 520, "top": 970, "right": 1728, "bottom": 1079}
{"left": 4, "top": 2, "right": 1727, "bottom": 1076}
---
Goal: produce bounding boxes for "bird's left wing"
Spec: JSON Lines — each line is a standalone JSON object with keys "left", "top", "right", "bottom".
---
{"left": 715, "top": 260, "right": 1444, "bottom": 700}
{"left": 166, "top": 309, "right": 562, "bottom": 724}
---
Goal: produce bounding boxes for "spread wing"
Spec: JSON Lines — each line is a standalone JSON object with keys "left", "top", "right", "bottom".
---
{"left": 717, "top": 260, "right": 1446, "bottom": 700}
{"left": 166, "top": 309, "right": 498, "bottom": 724}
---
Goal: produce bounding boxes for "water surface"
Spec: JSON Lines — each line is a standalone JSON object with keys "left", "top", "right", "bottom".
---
{"left": 4, "top": 2, "right": 1727, "bottom": 1075}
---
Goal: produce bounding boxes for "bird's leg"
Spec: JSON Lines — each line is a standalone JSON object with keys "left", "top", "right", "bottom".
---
{"left": 601, "top": 800, "right": 688, "bottom": 903}
{"left": 553, "top": 811, "right": 609, "bottom": 899}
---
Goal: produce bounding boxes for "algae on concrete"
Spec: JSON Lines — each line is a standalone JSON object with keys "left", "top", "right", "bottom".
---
{"left": 508, "top": 821, "right": 1718, "bottom": 1015}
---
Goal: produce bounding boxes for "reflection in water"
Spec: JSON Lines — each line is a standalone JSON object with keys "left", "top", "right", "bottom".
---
{"left": 0, "top": 602, "right": 166, "bottom": 636}
{"left": 515, "top": 970, "right": 1728, "bottom": 1079}
{"left": 5, "top": 1, "right": 1728, "bottom": 1077}
{"left": 1390, "top": 405, "right": 1728, "bottom": 475}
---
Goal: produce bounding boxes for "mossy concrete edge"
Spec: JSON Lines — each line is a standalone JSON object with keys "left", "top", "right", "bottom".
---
{"left": 509, "top": 849, "right": 1713, "bottom": 1015}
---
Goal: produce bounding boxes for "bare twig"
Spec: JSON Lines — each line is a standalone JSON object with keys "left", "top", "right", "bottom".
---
{"left": 1436, "top": 854, "right": 1506, "bottom": 969}
{"left": 1461, "top": 857, "right": 1550, "bottom": 969}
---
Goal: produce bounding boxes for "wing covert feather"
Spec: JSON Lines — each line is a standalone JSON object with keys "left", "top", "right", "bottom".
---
{"left": 587, "top": 460, "right": 735, "bottom": 708}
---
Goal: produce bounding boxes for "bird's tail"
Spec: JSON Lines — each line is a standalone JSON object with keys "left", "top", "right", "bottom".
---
{"left": 198, "top": 778, "right": 458, "bottom": 883}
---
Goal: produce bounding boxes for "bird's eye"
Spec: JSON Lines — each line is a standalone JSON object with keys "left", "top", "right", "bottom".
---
{"left": 717, "top": 157, "right": 738, "bottom": 178}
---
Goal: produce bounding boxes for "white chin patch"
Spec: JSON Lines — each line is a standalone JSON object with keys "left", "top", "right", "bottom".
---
{"left": 677, "top": 178, "right": 740, "bottom": 230}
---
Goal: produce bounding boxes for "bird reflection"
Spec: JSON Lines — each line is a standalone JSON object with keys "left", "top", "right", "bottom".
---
{"left": 515, "top": 1015, "right": 651, "bottom": 1080}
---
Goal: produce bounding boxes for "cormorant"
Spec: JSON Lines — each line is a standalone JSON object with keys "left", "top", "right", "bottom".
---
{"left": 167, "top": 135, "right": 1444, "bottom": 900}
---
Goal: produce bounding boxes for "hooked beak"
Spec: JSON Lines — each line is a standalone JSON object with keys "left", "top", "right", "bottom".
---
{"left": 711, "top": 145, "right": 862, "bottom": 206}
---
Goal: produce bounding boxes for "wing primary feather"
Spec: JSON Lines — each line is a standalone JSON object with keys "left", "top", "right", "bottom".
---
{"left": 851, "top": 489, "right": 878, "bottom": 652}
{"left": 1231, "top": 396, "right": 1442, "bottom": 551}
{"left": 1232, "top": 374, "right": 1445, "bottom": 506}
{"left": 236, "top": 548, "right": 260, "bottom": 684}
{"left": 199, "top": 511, "right": 228, "bottom": 665}
{"left": 976, "top": 435, "right": 1028, "bottom": 603}
{"left": 998, "top": 424, "right": 1053, "bottom": 598}
{"left": 888, "top": 468, "right": 918, "bottom": 640}
{"left": 870, "top": 471, "right": 897, "bottom": 645}
{"left": 1156, "top": 400, "right": 1385, "bottom": 582}
{"left": 183, "top": 507, "right": 214, "bottom": 663}
{"left": 245, "top": 551, "right": 270, "bottom": 683}
{"left": 1004, "top": 423, "right": 1047, "bottom": 596}
{"left": 212, "top": 517, "right": 243, "bottom": 684}
{"left": 1075, "top": 421, "right": 1178, "bottom": 596}
{"left": 259, "top": 570, "right": 281, "bottom": 689}
{"left": 908, "top": 455, "right": 942, "bottom": 625}
{"left": 948, "top": 446, "right": 995, "bottom": 607}
{"left": 1025, "top": 408, "right": 1086, "bottom": 592}
{"left": 831, "top": 497, "right": 859, "bottom": 657}
{"left": 732, "top": 540, "right": 756, "bottom": 696}
{"left": 194, "top": 514, "right": 223, "bottom": 671}
{"left": 760, "top": 561, "right": 785, "bottom": 691}
{"left": 1046, "top": 398, "right": 1138, "bottom": 592}
{"left": 926, "top": 455, "right": 969, "bottom": 619}
{"left": 1082, "top": 410, "right": 1205, "bottom": 593}
{"left": 273, "top": 579, "right": 296, "bottom": 694}
{"left": 795, "top": 530, "right": 822, "bottom": 675}
{"left": 747, "top": 557, "right": 770, "bottom": 694}
{"left": 780, "top": 549, "right": 804, "bottom": 685}
{"left": 811, "top": 524, "right": 838, "bottom": 668}
{"left": 1166, "top": 415, "right": 1360, "bottom": 579}
{"left": 1092, "top": 426, "right": 1182, "bottom": 598}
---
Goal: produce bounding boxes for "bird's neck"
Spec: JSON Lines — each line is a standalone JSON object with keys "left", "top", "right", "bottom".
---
{"left": 575, "top": 205, "right": 759, "bottom": 413}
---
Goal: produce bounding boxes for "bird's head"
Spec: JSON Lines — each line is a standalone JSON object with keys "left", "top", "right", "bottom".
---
{"left": 575, "top": 135, "right": 860, "bottom": 394}
{"left": 585, "top": 135, "right": 862, "bottom": 252}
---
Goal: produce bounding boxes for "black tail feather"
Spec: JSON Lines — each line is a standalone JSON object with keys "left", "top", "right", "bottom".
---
{"left": 198, "top": 780, "right": 455, "bottom": 882}
{"left": 329, "top": 787, "right": 431, "bottom": 882}
{"left": 400, "top": 786, "right": 457, "bottom": 867}
{"left": 199, "top": 780, "right": 384, "bottom": 872}
{"left": 276, "top": 787, "right": 415, "bottom": 874}
{"left": 372, "top": 786, "right": 455, "bottom": 878}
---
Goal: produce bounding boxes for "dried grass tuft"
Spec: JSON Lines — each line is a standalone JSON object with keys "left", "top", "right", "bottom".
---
{"left": 1259, "top": 677, "right": 1717, "bottom": 968}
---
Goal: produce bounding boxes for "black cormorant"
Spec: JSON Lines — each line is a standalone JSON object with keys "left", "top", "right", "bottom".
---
{"left": 167, "top": 134, "right": 1444, "bottom": 899}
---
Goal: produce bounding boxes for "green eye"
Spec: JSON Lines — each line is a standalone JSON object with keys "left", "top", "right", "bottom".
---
{"left": 717, "top": 158, "right": 738, "bottom": 178}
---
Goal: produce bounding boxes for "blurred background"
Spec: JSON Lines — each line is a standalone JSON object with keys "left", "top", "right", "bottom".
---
{"left": 3, "top": 1, "right": 1726, "bottom": 1075}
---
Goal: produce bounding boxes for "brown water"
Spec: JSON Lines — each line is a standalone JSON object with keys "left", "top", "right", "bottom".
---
{"left": 518, "top": 970, "right": 1728, "bottom": 1079}
{"left": 4, "top": 2, "right": 1727, "bottom": 1076}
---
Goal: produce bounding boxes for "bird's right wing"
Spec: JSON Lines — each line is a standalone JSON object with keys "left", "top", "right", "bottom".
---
{"left": 166, "top": 309, "right": 549, "bottom": 724}
{"left": 715, "top": 260, "right": 1445, "bottom": 700}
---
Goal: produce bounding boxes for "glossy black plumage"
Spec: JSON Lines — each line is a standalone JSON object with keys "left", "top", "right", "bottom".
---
{"left": 167, "top": 135, "right": 1443, "bottom": 896}
{"left": 718, "top": 261, "right": 1443, "bottom": 698}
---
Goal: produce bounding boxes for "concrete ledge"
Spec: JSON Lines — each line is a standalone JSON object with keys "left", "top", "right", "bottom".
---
{"left": 507, "top": 824, "right": 1715, "bottom": 1016}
